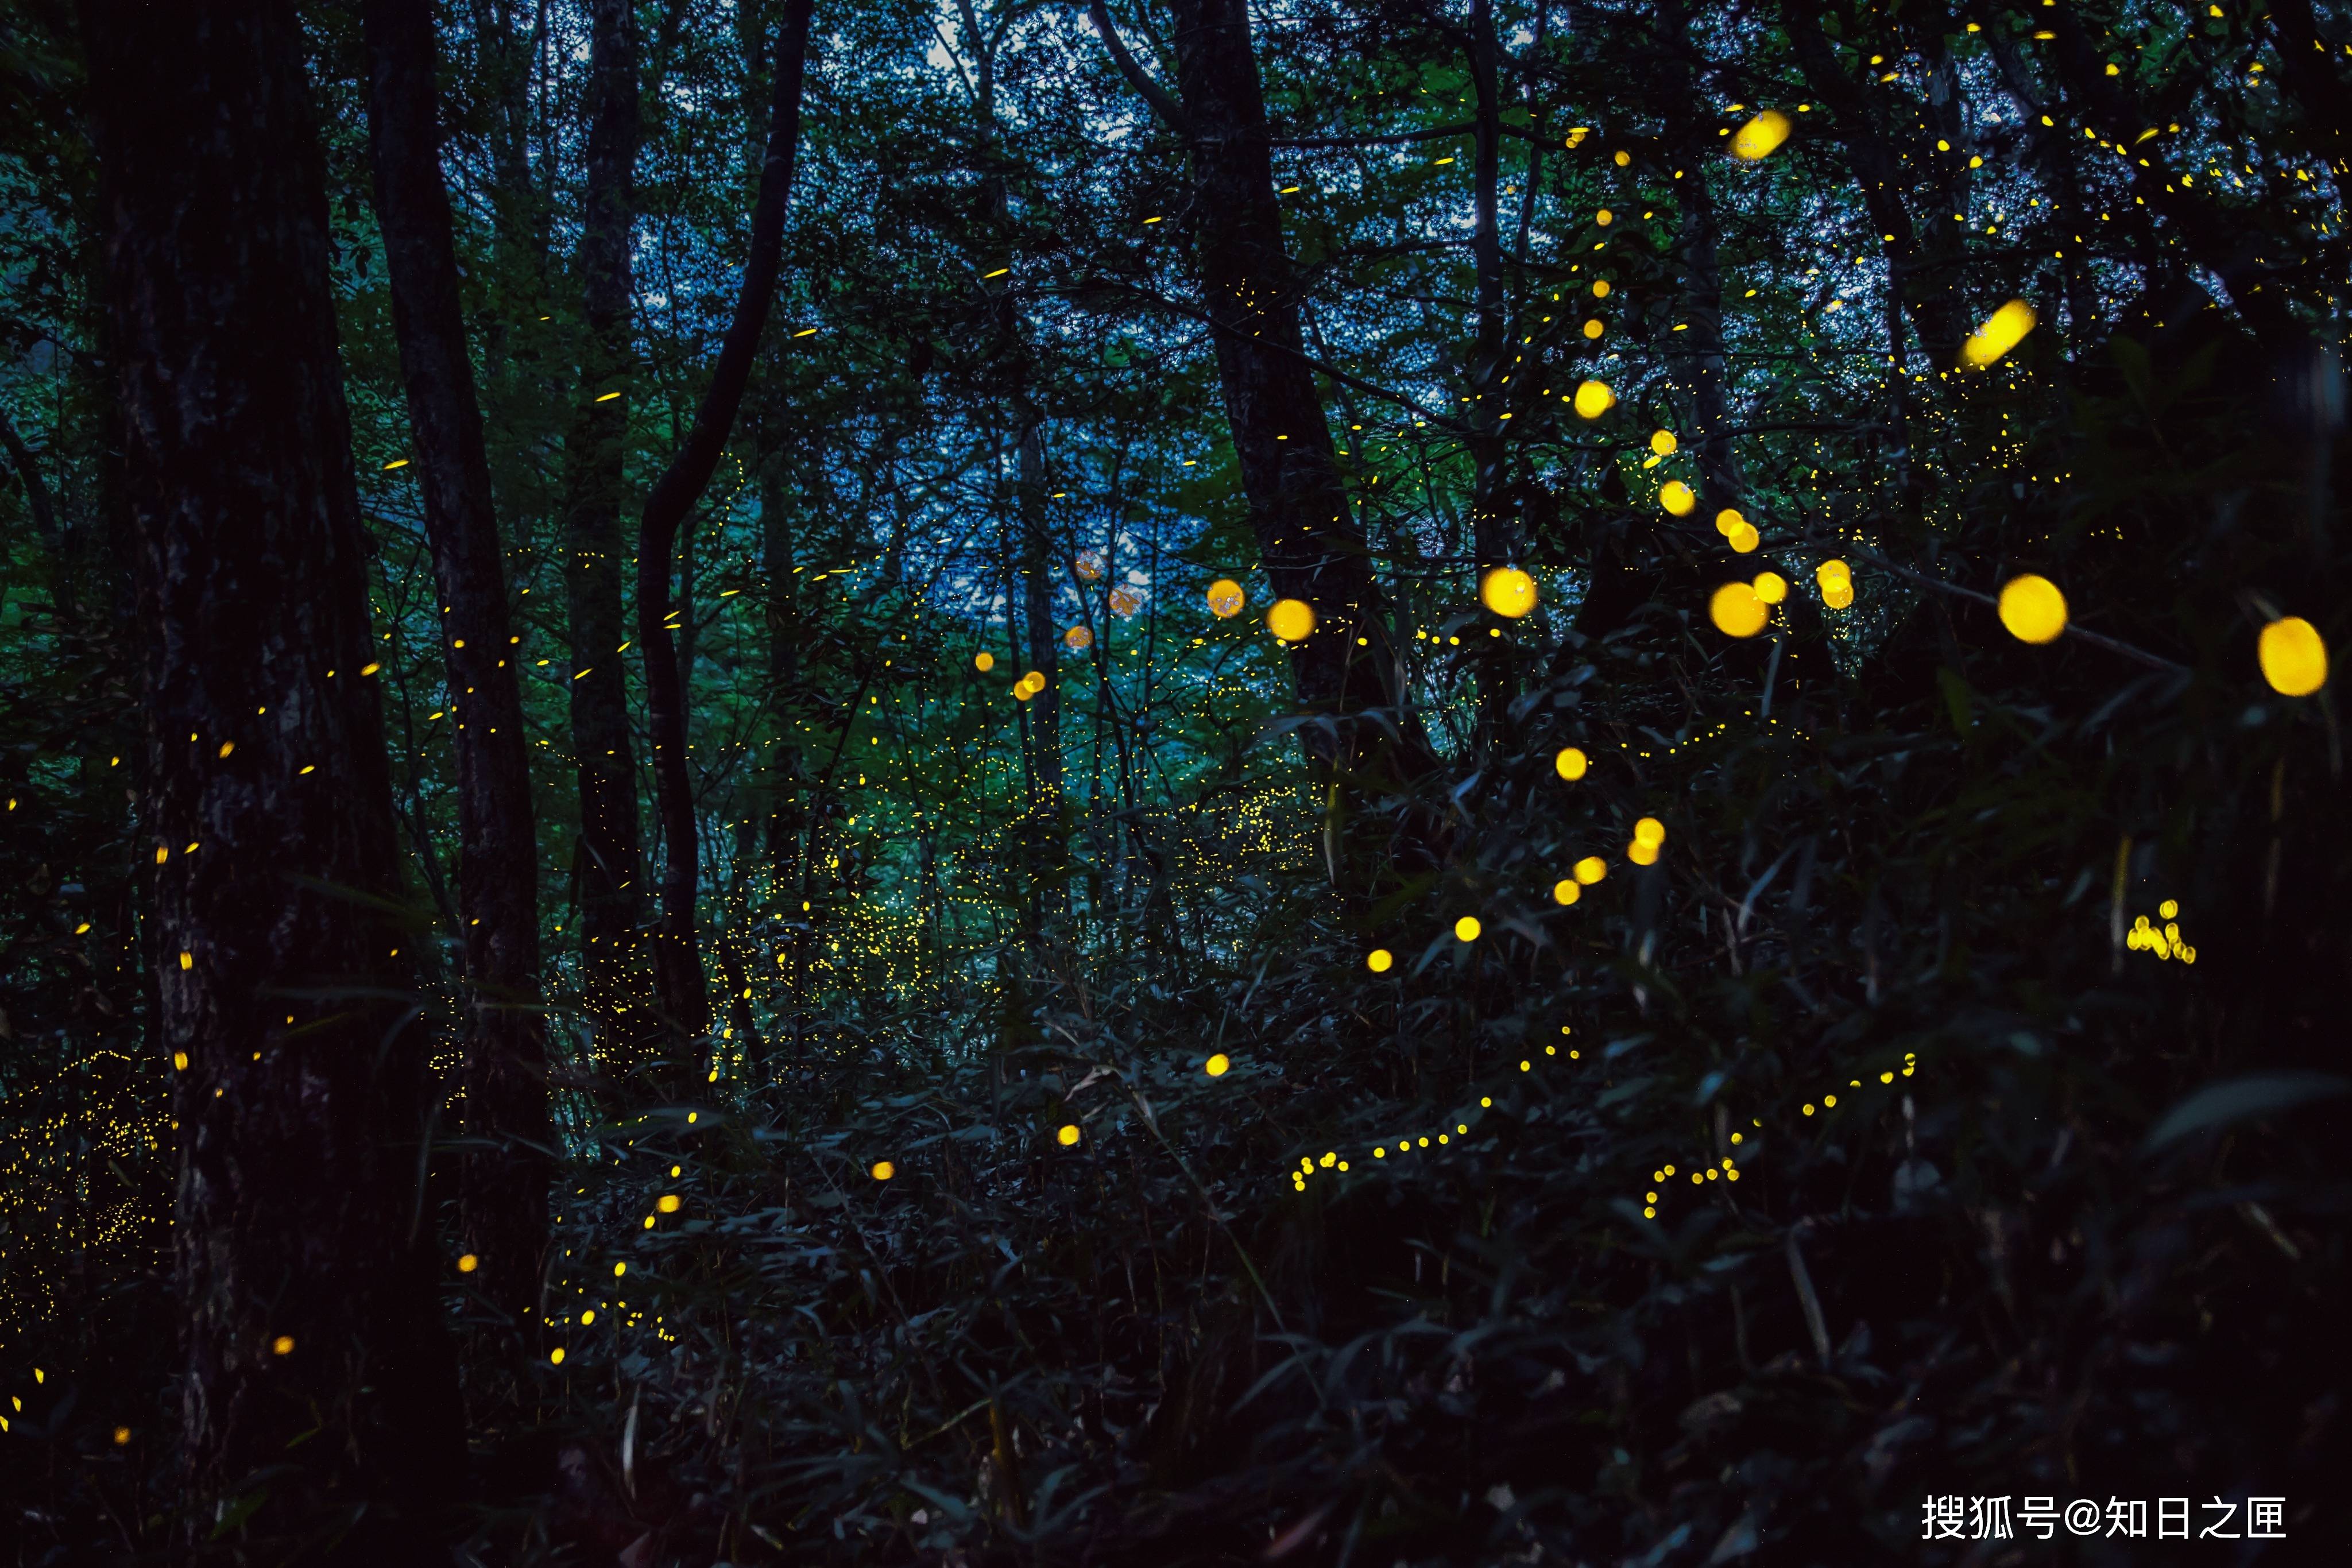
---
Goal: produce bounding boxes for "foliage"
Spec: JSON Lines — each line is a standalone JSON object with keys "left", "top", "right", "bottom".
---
{"left": 3, "top": 0, "right": 2349, "bottom": 1562}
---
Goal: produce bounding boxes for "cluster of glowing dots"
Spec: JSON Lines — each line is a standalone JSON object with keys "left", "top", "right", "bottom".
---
{"left": 1710, "top": 549, "right": 1828, "bottom": 638}
{"left": 2130, "top": 899, "right": 2196, "bottom": 963}
{"left": 1641, "top": 1051, "right": 1922, "bottom": 1219}
{"left": 1290, "top": 1032, "right": 1581, "bottom": 1192}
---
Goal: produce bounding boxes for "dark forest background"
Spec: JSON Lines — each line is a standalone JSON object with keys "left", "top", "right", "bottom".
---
{"left": 2, "top": 0, "right": 2349, "bottom": 1563}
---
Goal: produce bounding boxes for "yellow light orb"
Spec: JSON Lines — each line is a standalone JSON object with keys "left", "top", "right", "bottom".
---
{"left": 1709, "top": 580, "right": 1768, "bottom": 637}
{"left": 1960, "top": 299, "right": 2038, "bottom": 368}
{"left": 1659, "top": 481, "right": 1696, "bottom": 516}
{"left": 1266, "top": 598, "right": 1316, "bottom": 642}
{"left": 457, "top": 1253, "right": 479, "bottom": 1273}
{"left": 1367, "top": 947, "right": 1394, "bottom": 973}
{"left": 1206, "top": 578, "right": 1246, "bottom": 618}
{"left": 1816, "top": 559, "right": 1853, "bottom": 607}
{"left": 550, "top": 1347, "right": 566, "bottom": 1366}
{"left": 271, "top": 1335, "right": 295, "bottom": 1356}
{"left": 1592, "top": 279, "right": 1611, "bottom": 298}
{"left": 1057, "top": 1123, "right": 1081, "bottom": 1147}
{"left": 1022, "top": 669, "right": 1045, "bottom": 691}
{"left": 1063, "top": 625, "right": 1092, "bottom": 650}
{"left": 1627, "top": 839, "right": 1659, "bottom": 866}
{"left": 1480, "top": 566, "right": 1538, "bottom": 618}
{"left": 1552, "top": 878, "right": 1582, "bottom": 905}
{"left": 1997, "top": 574, "right": 2068, "bottom": 644}
{"left": 1596, "top": 207, "right": 1614, "bottom": 225}
{"left": 656, "top": 1194, "right": 680, "bottom": 1213}
{"left": 1634, "top": 816, "right": 1665, "bottom": 846}
{"left": 871, "top": 1160, "right": 895, "bottom": 1181}
{"left": 1554, "top": 746, "right": 1588, "bottom": 780}
{"left": 1583, "top": 318, "right": 1605, "bottom": 339}
{"left": 974, "top": 651, "right": 995, "bottom": 673}
{"left": 1573, "top": 855, "right": 1607, "bottom": 885}
{"left": 1731, "top": 109, "right": 1792, "bottom": 160}
{"left": 1572, "top": 380, "right": 1615, "bottom": 420}
{"left": 1454, "top": 915, "right": 1482, "bottom": 942}
{"left": 1727, "top": 521, "right": 1761, "bottom": 553}
{"left": 1651, "top": 429, "right": 1678, "bottom": 457}
{"left": 1753, "top": 571, "right": 1788, "bottom": 604}
{"left": 1109, "top": 587, "right": 1139, "bottom": 617}
{"left": 1714, "top": 508, "right": 1743, "bottom": 536}
{"left": 2258, "top": 615, "right": 2328, "bottom": 695}
{"left": 1205, "top": 1052, "right": 1231, "bottom": 1077}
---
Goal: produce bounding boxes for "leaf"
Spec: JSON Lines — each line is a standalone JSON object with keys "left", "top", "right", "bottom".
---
{"left": 1597, "top": 1075, "right": 1653, "bottom": 1109}
{"left": 1937, "top": 667, "right": 1972, "bottom": 738}
{"left": 2142, "top": 1073, "right": 2352, "bottom": 1154}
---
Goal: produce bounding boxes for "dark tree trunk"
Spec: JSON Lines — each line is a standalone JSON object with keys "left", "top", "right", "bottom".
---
{"left": 1464, "top": 0, "right": 1515, "bottom": 739}
{"left": 1465, "top": 0, "right": 1507, "bottom": 550}
{"left": 77, "top": 0, "right": 462, "bottom": 1547}
{"left": 957, "top": 1, "right": 1069, "bottom": 928}
{"left": 0, "top": 408, "right": 72, "bottom": 620}
{"left": 562, "top": 0, "right": 647, "bottom": 1063}
{"left": 1017, "top": 406, "right": 1065, "bottom": 924}
{"left": 2269, "top": 0, "right": 2352, "bottom": 179}
{"left": 1105, "top": 0, "right": 1425, "bottom": 778}
{"left": 362, "top": 0, "right": 550, "bottom": 1326}
{"left": 1658, "top": 2, "right": 1740, "bottom": 516}
{"left": 1785, "top": 3, "right": 1970, "bottom": 366}
{"left": 637, "top": 0, "right": 817, "bottom": 1047}
{"left": 759, "top": 432, "right": 803, "bottom": 879}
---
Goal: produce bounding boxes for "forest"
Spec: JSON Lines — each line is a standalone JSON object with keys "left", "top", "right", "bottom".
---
{"left": 1, "top": 0, "right": 2347, "bottom": 1562}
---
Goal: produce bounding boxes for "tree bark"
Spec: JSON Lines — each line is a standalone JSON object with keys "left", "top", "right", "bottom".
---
{"left": 78, "top": 0, "right": 462, "bottom": 1546}
{"left": 636, "top": 0, "right": 817, "bottom": 1046}
{"left": 362, "top": 0, "right": 550, "bottom": 1326}
{"left": 562, "top": 0, "right": 647, "bottom": 1064}
{"left": 1101, "top": 0, "right": 1426, "bottom": 777}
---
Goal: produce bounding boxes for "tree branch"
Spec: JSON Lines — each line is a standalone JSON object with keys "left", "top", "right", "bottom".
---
{"left": 1084, "top": 0, "right": 1188, "bottom": 137}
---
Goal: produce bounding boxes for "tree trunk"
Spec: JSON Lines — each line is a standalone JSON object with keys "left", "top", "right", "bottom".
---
{"left": 1464, "top": 0, "right": 1515, "bottom": 740}
{"left": 362, "top": 0, "right": 550, "bottom": 1326}
{"left": 1017, "top": 406, "right": 1065, "bottom": 926}
{"left": 1785, "top": 2, "right": 1970, "bottom": 366}
{"left": 78, "top": 0, "right": 463, "bottom": 1545}
{"left": 636, "top": 0, "right": 817, "bottom": 1048}
{"left": 562, "top": 0, "right": 647, "bottom": 1066}
{"left": 1658, "top": 2, "right": 1740, "bottom": 516}
{"left": 1109, "top": 0, "right": 1425, "bottom": 778}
